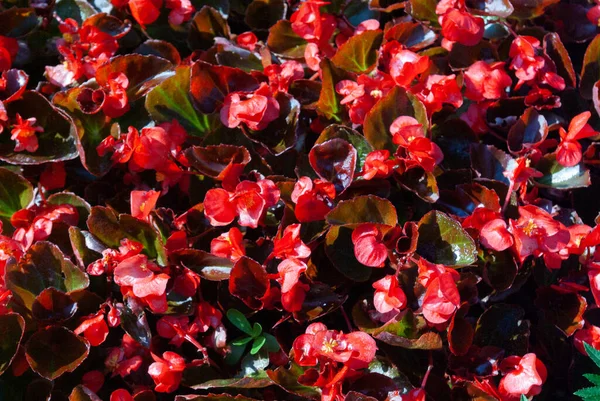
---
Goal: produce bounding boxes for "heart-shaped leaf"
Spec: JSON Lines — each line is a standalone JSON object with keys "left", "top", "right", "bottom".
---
{"left": 384, "top": 22, "right": 437, "bottom": 51}
{"left": 507, "top": 107, "right": 548, "bottom": 153}
{"left": 135, "top": 40, "right": 182, "bottom": 65}
{"left": 267, "top": 20, "right": 307, "bottom": 58}
{"left": 309, "top": 138, "right": 357, "bottom": 194}
{"left": 416, "top": 210, "right": 477, "bottom": 267}
{"left": 0, "top": 313, "right": 25, "bottom": 375}
{"left": 31, "top": 287, "right": 78, "bottom": 323}
{"left": 327, "top": 195, "right": 397, "bottom": 226}
{"left": 470, "top": 143, "right": 514, "bottom": 186}
{"left": 0, "top": 91, "right": 78, "bottom": 165}
{"left": 25, "top": 326, "right": 90, "bottom": 380}
{"left": 146, "top": 65, "right": 219, "bottom": 136}
{"left": 331, "top": 30, "right": 383, "bottom": 74}
{"left": 5, "top": 241, "right": 89, "bottom": 310}
{"left": 364, "top": 86, "right": 428, "bottom": 152}
{"left": 0, "top": 167, "right": 33, "bottom": 234}
{"left": 316, "top": 124, "right": 373, "bottom": 173}
{"left": 95, "top": 55, "right": 173, "bottom": 101}
{"left": 87, "top": 206, "right": 168, "bottom": 265}
{"left": 533, "top": 154, "right": 591, "bottom": 190}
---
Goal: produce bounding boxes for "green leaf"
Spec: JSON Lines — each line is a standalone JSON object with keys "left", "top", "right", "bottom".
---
{"left": 263, "top": 333, "right": 280, "bottom": 352}
{"left": 252, "top": 322, "right": 263, "bottom": 337}
{"left": 55, "top": 0, "right": 97, "bottom": 24}
{"left": 326, "top": 195, "right": 397, "bottom": 226}
{"left": 575, "top": 386, "right": 600, "bottom": 399}
{"left": 416, "top": 210, "right": 477, "bottom": 267}
{"left": 0, "top": 91, "right": 78, "bottom": 165}
{"left": 146, "top": 66, "right": 219, "bottom": 136}
{"left": 267, "top": 20, "right": 307, "bottom": 58}
{"left": 0, "top": 167, "right": 33, "bottom": 235}
{"left": 251, "top": 335, "right": 266, "bottom": 354}
{"left": 87, "top": 206, "right": 168, "bottom": 266}
{"left": 5, "top": 241, "right": 89, "bottom": 310}
{"left": 331, "top": 30, "right": 383, "bottom": 74}
{"left": 0, "top": 313, "right": 25, "bottom": 375}
{"left": 584, "top": 373, "right": 600, "bottom": 386}
{"left": 407, "top": 0, "right": 438, "bottom": 25}
{"left": 533, "top": 154, "right": 591, "bottom": 190}
{"left": 25, "top": 326, "right": 90, "bottom": 380}
{"left": 232, "top": 336, "right": 254, "bottom": 346}
{"left": 317, "top": 59, "right": 350, "bottom": 122}
{"left": 521, "top": 396, "right": 528, "bottom": 401}
{"left": 227, "top": 309, "right": 254, "bottom": 335}
{"left": 364, "top": 86, "right": 428, "bottom": 152}
{"left": 585, "top": 342, "right": 600, "bottom": 370}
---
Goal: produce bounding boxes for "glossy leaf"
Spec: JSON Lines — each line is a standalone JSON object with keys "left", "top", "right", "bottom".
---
{"left": 31, "top": 287, "right": 78, "bottom": 323}
{"left": 25, "top": 326, "right": 90, "bottom": 380}
{"left": 0, "top": 167, "right": 33, "bottom": 234}
{"left": 228, "top": 257, "right": 269, "bottom": 309}
{"left": 326, "top": 195, "right": 397, "bottom": 226}
{"left": 309, "top": 138, "right": 357, "bottom": 194}
{"left": 317, "top": 59, "right": 351, "bottom": 122}
{"left": 533, "top": 154, "right": 591, "bottom": 190}
{"left": 544, "top": 33, "right": 576, "bottom": 88}
{"left": 331, "top": 30, "right": 383, "bottom": 74}
{"left": 146, "top": 66, "right": 219, "bottom": 136}
{"left": 170, "top": 249, "right": 233, "bottom": 281}
{"left": 416, "top": 210, "right": 477, "bottom": 267}
{"left": 267, "top": 20, "right": 307, "bottom": 58}
{"left": 507, "top": 107, "right": 548, "bottom": 153}
{"left": 473, "top": 304, "right": 530, "bottom": 355}
{"left": 188, "top": 6, "right": 231, "bottom": 50}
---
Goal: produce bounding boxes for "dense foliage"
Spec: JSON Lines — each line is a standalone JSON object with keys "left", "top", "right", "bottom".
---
{"left": 0, "top": 0, "right": 600, "bottom": 400}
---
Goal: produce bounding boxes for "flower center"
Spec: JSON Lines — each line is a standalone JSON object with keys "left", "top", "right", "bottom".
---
{"left": 370, "top": 89, "right": 383, "bottom": 98}
{"left": 321, "top": 338, "right": 338, "bottom": 353}
{"left": 523, "top": 219, "right": 537, "bottom": 236}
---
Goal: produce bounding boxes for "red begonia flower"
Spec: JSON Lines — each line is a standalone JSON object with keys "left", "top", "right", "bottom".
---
{"left": 114, "top": 254, "right": 169, "bottom": 312}
{"left": 148, "top": 351, "right": 186, "bottom": 393}
{"left": 390, "top": 116, "right": 444, "bottom": 172}
{"left": 464, "top": 61, "right": 512, "bottom": 101}
{"left": 220, "top": 83, "right": 280, "bottom": 131}
{"left": 10, "top": 113, "right": 43, "bottom": 153}
{"left": 387, "top": 45, "right": 430, "bottom": 88}
{"left": 498, "top": 353, "right": 547, "bottom": 400}
{"left": 417, "top": 256, "right": 459, "bottom": 287}
{"left": 439, "top": 9, "right": 484, "bottom": 46}
{"left": 271, "top": 223, "right": 311, "bottom": 260}
{"left": 361, "top": 150, "right": 396, "bottom": 180}
{"left": 236, "top": 32, "right": 258, "bottom": 52}
{"left": 509, "top": 36, "right": 565, "bottom": 91}
{"left": 304, "top": 43, "right": 322, "bottom": 71}
{"left": 413, "top": 74, "right": 463, "bottom": 115}
{"left": 130, "top": 0, "right": 163, "bottom": 26}
{"left": 574, "top": 324, "right": 600, "bottom": 355}
{"left": 0, "top": 36, "right": 18, "bottom": 72}
{"left": 102, "top": 72, "right": 130, "bottom": 118}
{"left": 265, "top": 60, "right": 304, "bottom": 93}
{"left": 130, "top": 189, "right": 160, "bottom": 220}
{"left": 211, "top": 227, "right": 246, "bottom": 262}
{"left": 166, "top": 0, "right": 194, "bottom": 25}
{"left": 480, "top": 218, "right": 514, "bottom": 251}
{"left": 277, "top": 258, "right": 309, "bottom": 312}
{"left": 422, "top": 272, "right": 461, "bottom": 324}
{"left": 157, "top": 315, "right": 198, "bottom": 347}
{"left": 75, "top": 312, "right": 109, "bottom": 346}
{"left": 556, "top": 111, "right": 598, "bottom": 167}
{"left": 372, "top": 275, "right": 407, "bottom": 314}
{"left": 335, "top": 72, "right": 395, "bottom": 125}
{"left": 292, "top": 177, "right": 335, "bottom": 222}
{"left": 110, "top": 389, "right": 134, "bottom": 401}
{"left": 290, "top": 0, "right": 336, "bottom": 47}
{"left": 352, "top": 223, "right": 388, "bottom": 267}
{"left": 355, "top": 19, "right": 380, "bottom": 34}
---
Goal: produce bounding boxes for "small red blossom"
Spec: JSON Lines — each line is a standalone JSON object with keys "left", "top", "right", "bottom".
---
{"left": 360, "top": 150, "right": 396, "bottom": 180}
{"left": 75, "top": 312, "right": 110, "bottom": 346}
{"left": 556, "top": 111, "right": 598, "bottom": 167}
{"left": 10, "top": 114, "right": 43, "bottom": 153}
{"left": 352, "top": 223, "right": 388, "bottom": 267}
{"left": 265, "top": 60, "right": 304, "bottom": 93}
{"left": 166, "top": 0, "right": 194, "bottom": 25}
{"left": 130, "top": 0, "right": 163, "bottom": 26}
{"left": 110, "top": 389, "right": 134, "bottom": 401}
{"left": 148, "top": 351, "right": 186, "bottom": 393}
{"left": 271, "top": 223, "right": 311, "bottom": 260}
{"left": 413, "top": 74, "right": 463, "bottom": 115}
{"left": 390, "top": 116, "right": 444, "bottom": 172}
{"left": 130, "top": 189, "right": 160, "bottom": 220}
{"left": 498, "top": 353, "right": 547, "bottom": 400}
{"left": 385, "top": 43, "right": 430, "bottom": 88}
{"left": 290, "top": 0, "right": 336, "bottom": 49}
{"left": 372, "top": 275, "right": 407, "bottom": 314}
{"left": 220, "top": 83, "right": 280, "bottom": 130}
{"left": 0, "top": 36, "right": 18, "bottom": 72}
{"left": 211, "top": 227, "right": 246, "bottom": 262}
{"left": 335, "top": 72, "right": 395, "bottom": 125}
{"left": 464, "top": 61, "right": 512, "bottom": 101}
{"left": 509, "top": 36, "right": 565, "bottom": 91}
{"left": 277, "top": 258, "right": 309, "bottom": 312}
{"left": 422, "top": 272, "right": 461, "bottom": 324}
{"left": 236, "top": 32, "right": 259, "bottom": 52}
{"left": 480, "top": 218, "right": 514, "bottom": 251}
{"left": 439, "top": 9, "right": 484, "bottom": 47}
{"left": 204, "top": 179, "right": 280, "bottom": 228}
{"left": 574, "top": 324, "right": 600, "bottom": 355}
{"left": 82, "top": 370, "right": 104, "bottom": 393}
{"left": 292, "top": 176, "right": 336, "bottom": 222}
{"left": 102, "top": 72, "right": 130, "bottom": 118}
